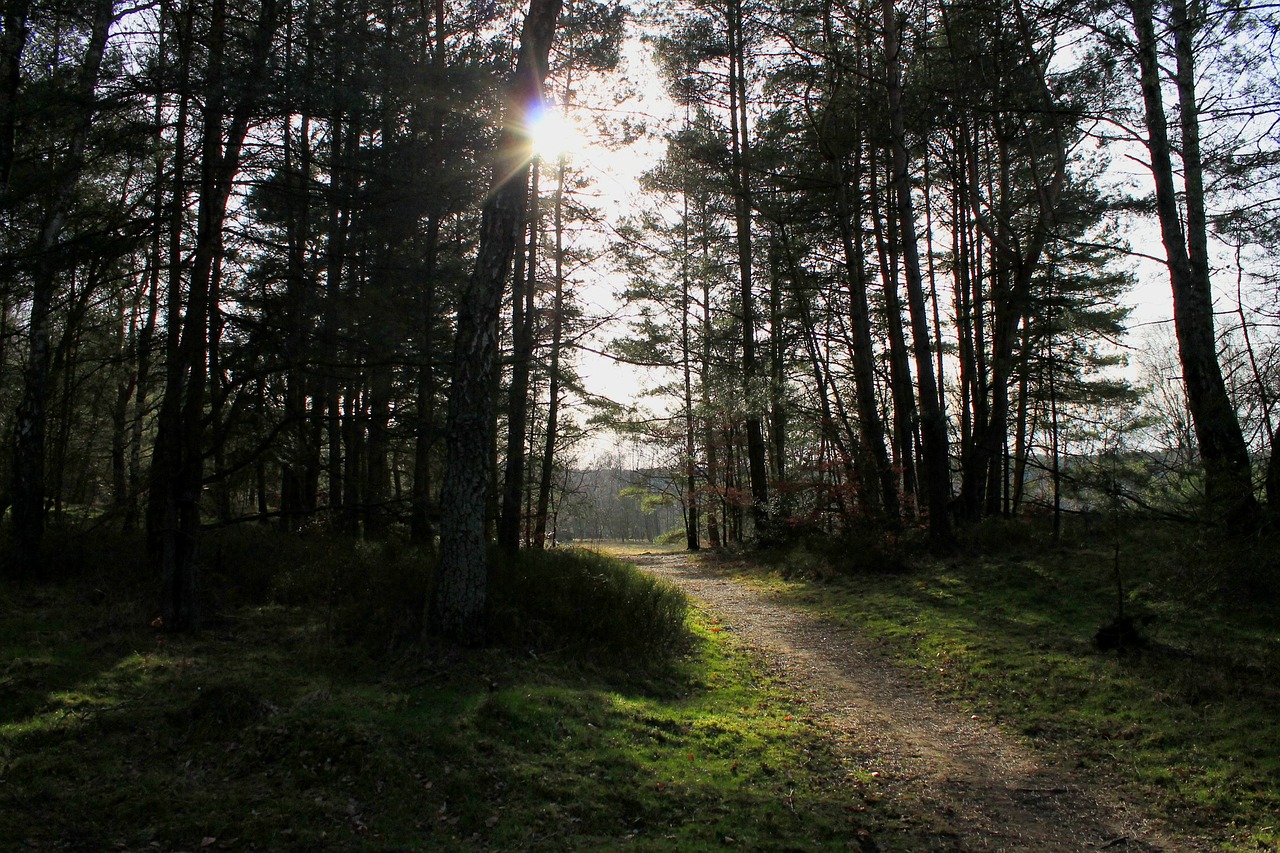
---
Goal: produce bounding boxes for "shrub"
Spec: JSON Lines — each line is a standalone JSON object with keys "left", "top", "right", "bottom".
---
{"left": 655, "top": 527, "right": 688, "bottom": 546}
{"left": 756, "top": 525, "right": 919, "bottom": 579}
{"left": 489, "top": 547, "right": 690, "bottom": 659}
{"left": 7, "top": 520, "right": 691, "bottom": 661}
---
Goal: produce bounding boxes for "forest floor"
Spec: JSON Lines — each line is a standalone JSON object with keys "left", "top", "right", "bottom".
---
{"left": 3, "top": 526, "right": 1273, "bottom": 850}
{"left": 619, "top": 548, "right": 1209, "bottom": 853}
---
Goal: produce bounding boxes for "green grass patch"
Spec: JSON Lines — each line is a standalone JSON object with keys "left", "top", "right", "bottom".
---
{"left": 1, "top": 544, "right": 943, "bottom": 851}
{"left": 726, "top": 519, "right": 1280, "bottom": 852}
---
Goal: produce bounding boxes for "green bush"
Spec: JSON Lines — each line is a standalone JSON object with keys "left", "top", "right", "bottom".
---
{"left": 655, "top": 526, "right": 688, "bottom": 546}
{"left": 489, "top": 547, "right": 690, "bottom": 659}
{"left": 5, "top": 520, "right": 691, "bottom": 661}
{"left": 757, "top": 525, "right": 919, "bottom": 579}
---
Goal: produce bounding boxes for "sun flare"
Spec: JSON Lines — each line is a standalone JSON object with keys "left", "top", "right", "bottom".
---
{"left": 526, "top": 103, "right": 584, "bottom": 162}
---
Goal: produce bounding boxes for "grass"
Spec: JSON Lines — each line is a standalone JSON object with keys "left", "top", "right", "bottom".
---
{"left": 724, "top": 518, "right": 1280, "bottom": 852}
{"left": 7, "top": 521, "right": 1274, "bottom": 850}
{"left": 1, "top": 533, "right": 945, "bottom": 852}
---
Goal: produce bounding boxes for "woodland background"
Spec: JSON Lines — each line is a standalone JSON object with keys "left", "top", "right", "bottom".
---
{"left": 0, "top": 0, "right": 1278, "bottom": 633}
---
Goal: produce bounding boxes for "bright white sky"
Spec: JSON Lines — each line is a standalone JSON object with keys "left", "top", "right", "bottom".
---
{"left": 547, "top": 33, "right": 676, "bottom": 428}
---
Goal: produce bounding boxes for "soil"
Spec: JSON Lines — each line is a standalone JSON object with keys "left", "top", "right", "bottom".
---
{"left": 626, "top": 550, "right": 1207, "bottom": 853}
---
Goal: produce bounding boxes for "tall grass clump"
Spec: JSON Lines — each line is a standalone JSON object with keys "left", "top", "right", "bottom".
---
{"left": 5, "top": 520, "right": 691, "bottom": 661}
{"left": 489, "top": 547, "right": 690, "bottom": 659}
{"left": 752, "top": 523, "right": 921, "bottom": 580}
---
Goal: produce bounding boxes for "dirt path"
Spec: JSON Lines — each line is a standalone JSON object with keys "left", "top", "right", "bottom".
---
{"left": 626, "top": 551, "right": 1202, "bottom": 853}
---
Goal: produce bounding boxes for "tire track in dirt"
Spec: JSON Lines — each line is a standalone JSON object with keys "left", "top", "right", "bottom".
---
{"left": 627, "top": 551, "right": 1203, "bottom": 853}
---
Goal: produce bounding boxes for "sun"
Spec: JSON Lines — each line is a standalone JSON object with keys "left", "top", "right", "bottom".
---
{"left": 526, "top": 102, "right": 584, "bottom": 162}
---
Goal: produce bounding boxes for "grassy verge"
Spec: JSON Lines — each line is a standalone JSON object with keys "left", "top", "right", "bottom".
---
{"left": 2, "top": 541, "right": 942, "bottom": 852}
{"left": 722, "top": 520, "right": 1280, "bottom": 852}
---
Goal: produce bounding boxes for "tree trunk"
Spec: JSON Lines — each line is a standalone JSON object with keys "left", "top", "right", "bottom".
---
{"left": 431, "top": 0, "right": 562, "bottom": 645}
{"left": 411, "top": 212, "right": 443, "bottom": 546}
{"left": 0, "top": 0, "right": 29, "bottom": 193}
{"left": 882, "top": 0, "right": 952, "bottom": 542}
{"left": 870, "top": 158, "right": 919, "bottom": 509}
{"left": 832, "top": 148, "right": 897, "bottom": 520}
{"left": 817, "top": 0, "right": 894, "bottom": 520}
{"left": 365, "top": 362, "right": 393, "bottom": 535}
{"left": 498, "top": 168, "right": 536, "bottom": 553}
{"left": 1128, "top": 0, "right": 1257, "bottom": 526}
{"left": 725, "top": 0, "right": 770, "bottom": 537}
{"left": 9, "top": 0, "right": 115, "bottom": 578}
{"left": 533, "top": 155, "right": 568, "bottom": 549}
{"left": 148, "top": 0, "right": 278, "bottom": 630}
{"left": 681, "top": 191, "right": 700, "bottom": 551}
{"left": 702, "top": 256, "right": 722, "bottom": 549}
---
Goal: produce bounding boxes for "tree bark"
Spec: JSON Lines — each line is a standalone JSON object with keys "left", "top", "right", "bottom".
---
{"left": 818, "top": 2, "right": 898, "bottom": 521}
{"left": 1127, "top": 0, "right": 1257, "bottom": 526}
{"left": 498, "top": 167, "right": 536, "bottom": 553}
{"left": 680, "top": 184, "right": 700, "bottom": 551}
{"left": 833, "top": 151, "right": 897, "bottom": 521}
{"left": 725, "top": 0, "right": 770, "bottom": 538}
{"left": 431, "top": 0, "right": 562, "bottom": 645}
{"left": 871, "top": 161, "right": 920, "bottom": 510}
{"left": 411, "top": 211, "right": 443, "bottom": 546}
{"left": 0, "top": 0, "right": 29, "bottom": 193}
{"left": 533, "top": 155, "right": 567, "bottom": 549}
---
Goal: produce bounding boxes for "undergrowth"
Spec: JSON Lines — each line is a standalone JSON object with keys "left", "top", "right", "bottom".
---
{"left": 19, "top": 523, "right": 691, "bottom": 661}
{"left": 0, "top": 526, "right": 944, "bottom": 851}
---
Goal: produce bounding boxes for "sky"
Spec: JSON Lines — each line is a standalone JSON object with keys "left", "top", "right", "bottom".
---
{"left": 552, "top": 25, "right": 1189, "bottom": 459}
{"left": 549, "top": 33, "right": 676, "bottom": 422}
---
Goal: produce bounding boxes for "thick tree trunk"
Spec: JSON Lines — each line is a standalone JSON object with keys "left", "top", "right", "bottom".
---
{"left": 431, "top": 0, "right": 562, "bottom": 645}
{"left": 1128, "top": 0, "right": 1257, "bottom": 526}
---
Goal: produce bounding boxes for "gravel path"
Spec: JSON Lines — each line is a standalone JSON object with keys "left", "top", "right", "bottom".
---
{"left": 626, "top": 551, "right": 1203, "bottom": 853}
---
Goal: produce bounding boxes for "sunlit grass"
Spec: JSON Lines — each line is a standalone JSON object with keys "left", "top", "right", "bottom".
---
{"left": 576, "top": 539, "right": 687, "bottom": 558}
{"left": 1, "top": 550, "right": 942, "bottom": 851}
{"left": 727, "top": 519, "right": 1280, "bottom": 852}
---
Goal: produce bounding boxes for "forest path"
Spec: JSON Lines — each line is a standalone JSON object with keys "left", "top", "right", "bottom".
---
{"left": 624, "top": 550, "right": 1201, "bottom": 853}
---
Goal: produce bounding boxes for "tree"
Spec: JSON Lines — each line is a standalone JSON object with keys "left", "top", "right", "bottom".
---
{"left": 6, "top": 0, "right": 118, "bottom": 577}
{"left": 431, "top": 0, "right": 562, "bottom": 645}
{"left": 880, "top": 0, "right": 951, "bottom": 541}
{"left": 148, "top": 0, "right": 281, "bottom": 631}
{"left": 1118, "top": 0, "right": 1259, "bottom": 526}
